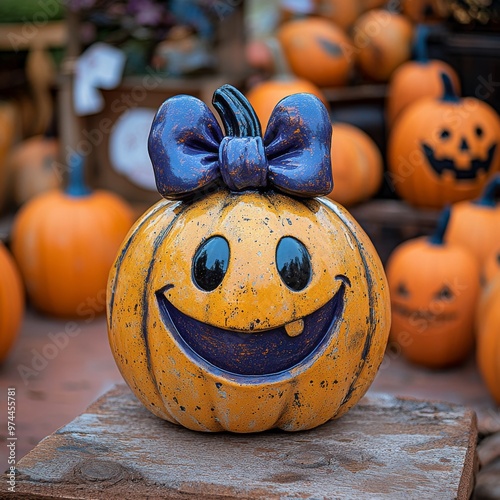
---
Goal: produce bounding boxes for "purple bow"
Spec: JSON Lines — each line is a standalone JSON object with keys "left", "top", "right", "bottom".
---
{"left": 148, "top": 89, "right": 333, "bottom": 199}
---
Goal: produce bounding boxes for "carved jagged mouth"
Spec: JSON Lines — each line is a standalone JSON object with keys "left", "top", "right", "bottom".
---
{"left": 392, "top": 303, "right": 457, "bottom": 324}
{"left": 422, "top": 143, "right": 497, "bottom": 180}
{"left": 156, "top": 277, "right": 348, "bottom": 376}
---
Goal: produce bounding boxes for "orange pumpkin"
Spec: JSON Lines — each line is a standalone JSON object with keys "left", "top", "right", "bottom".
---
{"left": 352, "top": 10, "right": 413, "bottom": 82}
{"left": 387, "top": 73, "right": 500, "bottom": 209}
{"left": 476, "top": 277, "right": 500, "bottom": 404}
{"left": 445, "top": 174, "right": 500, "bottom": 272}
{"left": 7, "top": 134, "right": 62, "bottom": 206}
{"left": 0, "top": 242, "right": 24, "bottom": 362}
{"left": 483, "top": 247, "right": 500, "bottom": 286}
{"left": 108, "top": 85, "right": 391, "bottom": 433}
{"left": 386, "top": 207, "right": 481, "bottom": 368}
{"left": 277, "top": 16, "right": 354, "bottom": 87}
{"left": 476, "top": 271, "right": 500, "bottom": 335}
{"left": 0, "top": 102, "right": 17, "bottom": 212}
{"left": 11, "top": 155, "right": 135, "bottom": 318}
{"left": 327, "top": 122, "right": 383, "bottom": 206}
{"left": 316, "top": 0, "right": 364, "bottom": 31}
{"left": 246, "top": 38, "right": 329, "bottom": 132}
{"left": 386, "top": 25, "right": 461, "bottom": 128}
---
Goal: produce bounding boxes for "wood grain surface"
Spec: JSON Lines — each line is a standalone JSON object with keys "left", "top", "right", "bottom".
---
{"left": 1, "top": 384, "right": 477, "bottom": 499}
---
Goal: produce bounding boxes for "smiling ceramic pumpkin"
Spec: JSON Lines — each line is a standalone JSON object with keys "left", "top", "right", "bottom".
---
{"left": 107, "top": 85, "right": 390, "bottom": 433}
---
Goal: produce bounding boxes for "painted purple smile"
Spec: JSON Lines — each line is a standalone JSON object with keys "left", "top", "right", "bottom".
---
{"left": 156, "top": 277, "right": 348, "bottom": 376}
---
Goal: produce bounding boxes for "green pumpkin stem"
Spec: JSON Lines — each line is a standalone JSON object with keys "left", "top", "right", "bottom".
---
{"left": 265, "top": 37, "right": 293, "bottom": 80}
{"left": 65, "top": 153, "right": 92, "bottom": 197}
{"left": 429, "top": 205, "right": 451, "bottom": 246}
{"left": 474, "top": 174, "right": 500, "bottom": 207}
{"left": 212, "top": 84, "right": 262, "bottom": 138}
{"left": 440, "top": 72, "right": 460, "bottom": 103}
{"left": 414, "top": 24, "right": 429, "bottom": 63}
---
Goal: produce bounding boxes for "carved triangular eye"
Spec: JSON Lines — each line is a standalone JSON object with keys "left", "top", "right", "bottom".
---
{"left": 435, "top": 285, "right": 454, "bottom": 301}
{"left": 397, "top": 283, "right": 410, "bottom": 298}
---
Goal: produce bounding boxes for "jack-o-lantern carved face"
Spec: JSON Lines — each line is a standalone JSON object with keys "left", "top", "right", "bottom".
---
{"left": 387, "top": 209, "right": 481, "bottom": 368}
{"left": 388, "top": 74, "right": 500, "bottom": 208}
{"left": 107, "top": 86, "right": 390, "bottom": 432}
{"left": 422, "top": 123, "right": 496, "bottom": 181}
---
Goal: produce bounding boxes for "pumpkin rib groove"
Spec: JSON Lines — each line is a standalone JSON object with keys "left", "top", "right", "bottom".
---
{"left": 318, "top": 197, "right": 387, "bottom": 412}
{"left": 108, "top": 198, "right": 175, "bottom": 326}
{"left": 140, "top": 214, "right": 188, "bottom": 378}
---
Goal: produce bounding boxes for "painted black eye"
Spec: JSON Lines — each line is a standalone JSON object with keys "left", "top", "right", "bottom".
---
{"left": 475, "top": 126, "right": 484, "bottom": 137}
{"left": 435, "top": 285, "right": 453, "bottom": 301}
{"left": 440, "top": 129, "right": 450, "bottom": 140}
{"left": 276, "top": 237, "right": 311, "bottom": 291}
{"left": 193, "top": 236, "right": 229, "bottom": 292}
{"left": 397, "top": 283, "right": 410, "bottom": 298}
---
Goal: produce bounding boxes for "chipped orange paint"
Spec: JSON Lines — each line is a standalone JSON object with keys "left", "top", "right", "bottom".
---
{"left": 107, "top": 189, "right": 390, "bottom": 432}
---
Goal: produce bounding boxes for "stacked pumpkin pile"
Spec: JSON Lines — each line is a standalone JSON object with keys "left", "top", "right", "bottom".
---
{"left": 385, "top": 174, "right": 500, "bottom": 497}
{"left": 244, "top": 0, "right": 456, "bottom": 209}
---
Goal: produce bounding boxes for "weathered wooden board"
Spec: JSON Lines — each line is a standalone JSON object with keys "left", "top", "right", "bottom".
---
{"left": 1, "top": 384, "right": 477, "bottom": 499}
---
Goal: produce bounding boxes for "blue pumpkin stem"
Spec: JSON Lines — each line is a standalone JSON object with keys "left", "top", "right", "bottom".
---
{"left": 414, "top": 24, "right": 429, "bottom": 63}
{"left": 429, "top": 205, "right": 451, "bottom": 246}
{"left": 474, "top": 174, "right": 500, "bottom": 207}
{"left": 440, "top": 72, "right": 460, "bottom": 103}
{"left": 65, "top": 153, "right": 92, "bottom": 197}
{"left": 212, "top": 84, "right": 262, "bottom": 138}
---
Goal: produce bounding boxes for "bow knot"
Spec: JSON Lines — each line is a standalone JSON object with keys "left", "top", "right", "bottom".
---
{"left": 148, "top": 86, "right": 333, "bottom": 199}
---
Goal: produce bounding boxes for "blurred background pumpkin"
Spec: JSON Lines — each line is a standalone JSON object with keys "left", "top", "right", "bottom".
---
{"left": 0, "top": 241, "right": 24, "bottom": 363}
{"left": 11, "top": 155, "right": 135, "bottom": 318}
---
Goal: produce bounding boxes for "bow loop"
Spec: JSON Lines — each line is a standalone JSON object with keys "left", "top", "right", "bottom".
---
{"left": 148, "top": 95, "right": 223, "bottom": 199}
{"left": 264, "top": 93, "right": 333, "bottom": 197}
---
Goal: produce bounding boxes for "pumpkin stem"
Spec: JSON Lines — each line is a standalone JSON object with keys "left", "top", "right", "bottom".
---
{"left": 65, "top": 153, "right": 92, "bottom": 197}
{"left": 212, "top": 84, "right": 262, "bottom": 138}
{"left": 265, "top": 37, "right": 293, "bottom": 80}
{"left": 440, "top": 72, "right": 460, "bottom": 103}
{"left": 475, "top": 174, "right": 500, "bottom": 207}
{"left": 429, "top": 205, "right": 451, "bottom": 245}
{"left": 413, "top": 24, "right": 429, "bottom": 63}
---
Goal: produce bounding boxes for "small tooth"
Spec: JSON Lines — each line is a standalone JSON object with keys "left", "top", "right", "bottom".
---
{"left": 285, "top": 319, "right": 304, "bottom": 337}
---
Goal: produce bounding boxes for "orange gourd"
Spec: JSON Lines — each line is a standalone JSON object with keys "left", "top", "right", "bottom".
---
{"left": 445, "top": 174, "right": 500, "bottom": 272}
{"left": 483, "top": 247, "right": 500, "bottom": 286}
{"left": 246, "top": 38, "right": 329, "bottom": 132}
{"left": 386, "top": 25, "right": 461, "bottom": 128}
{"left": 316, "top": 0, "right": 363, "bottom": 31}
{"left": 388, "top": 73, "right": 500, "bottom": 209}
{"left": 12, "top": 155, "right": 135, "bottom": 318}
{"left": 108, "top": 85, "right": 391, "bottom": 433}
{"left": 386, "top": 207, "right": 481, "bottom": 368}
{"left": 7, "top": 133, "right": 61, "bottom": 206}
{"left": 0, "top": 242, "right": 24, "bottom": 362}
{"left": 327, "top": 122, "right": 383, "bottom": 206}
{"left": 277, "top": 16, "right": 354, "bottom": 87}
{"left": 352, "top": 10, "right": 413, "bottom": 82}
{"left": 0, "top": 102, "right": 17, "bottom": 212}
{"left": 476, "top": 276, "right": 500, "bottom": 404}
